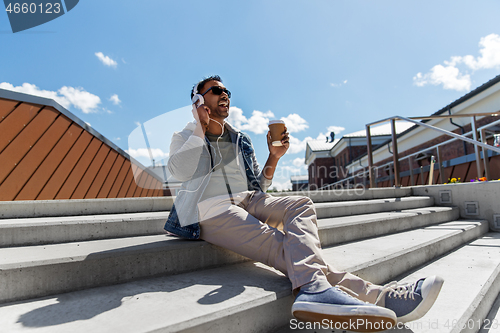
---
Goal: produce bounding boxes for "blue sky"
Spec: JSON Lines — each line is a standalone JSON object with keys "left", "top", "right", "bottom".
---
{"left": 2, "top": 0, "right": 500, "bottom": 189}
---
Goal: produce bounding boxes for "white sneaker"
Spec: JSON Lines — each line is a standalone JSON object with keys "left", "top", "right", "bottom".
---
{"left": 376, "top": 275, "right": 444, "bottom": 323}
{"left": 293, "top": 286, "right": 397, "bottom": 332}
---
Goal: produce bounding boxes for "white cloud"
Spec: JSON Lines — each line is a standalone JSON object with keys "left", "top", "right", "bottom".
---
{"left": 226, "top": 107, "right": 246, "bottom": 128}
{"left": 413, "top": 65, "right": 471, "bottom": 91}
{"left": 288, "top": 134, "right": 313, "bottom": 154}
{"left": 317, "top": 125, "right": 345, "bottom": 140}
{"left": 278, "top": 165, "right": 306, "bottom": 177}
{"left": 459, "top": 34, "right": 500, "bottom": 70}
{"left": 327, "top": 125, "right": 345, "bottom": 135}
{"left": 413, "top": 33, "right": 500, "bottom": 91}
{"left": 126, "top": 148, "right": 169, "bottom": 159}
{"left": 0, "top": 82, "right": 60, "bottom": 102}
{"left": 330, "top": 80, "right": 348, "bottom": 87}
{"left": 227, "top": 106, "right": 274, "bottom": 134}
{"left": 95, "top": 52, "right": 118, "bottom": 68}
{"left": 228, "top": 107, "right": 309, "bottom": 135}
{"left": 109, "top": 94, "right": 121, "bottom": 105}
{"left": 293, "top": 157, "right": 305, "bottom": 167}
{"left": 280, "top": 113, "right": 308, "bottom": 133}
{"left": 270, "top": 160, "right": 307, "bottom": 188}
{"left": 269, "top": 179, "right": 292, "bottom": 191}
{"left": 59, "top": 86, "right": 102, "bottom": 114}
{"left": 227, "top": 107, "right": 312, "bottom": 153}
{"left": 0, "top": 82, "right": 101, "bottom": 114}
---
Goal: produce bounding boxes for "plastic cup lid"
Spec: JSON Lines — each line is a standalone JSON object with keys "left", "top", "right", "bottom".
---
{"left": 268, "top": 120, "right": 285, "bottom": 125}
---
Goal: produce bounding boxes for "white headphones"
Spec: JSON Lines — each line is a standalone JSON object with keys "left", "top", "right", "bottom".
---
{"left": 191, "top": 79, "right": 226, "bottom": 130}
{"left": 191, "top": 82, "right": 204, "bottom": 107}
{"left": 191, "top": 81, "right": 225, "bottom": 131}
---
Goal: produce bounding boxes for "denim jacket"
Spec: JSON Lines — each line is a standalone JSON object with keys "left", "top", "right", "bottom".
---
{"left": 164, "top": 121, "right": 272, "bottom": 239}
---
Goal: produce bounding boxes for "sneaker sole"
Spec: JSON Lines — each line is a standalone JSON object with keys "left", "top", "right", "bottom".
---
{"left": 292, "top": 302, "right": 397, "bottom": 332}
{"left": 398, "top": 275, "right": 444, "bottom": 323}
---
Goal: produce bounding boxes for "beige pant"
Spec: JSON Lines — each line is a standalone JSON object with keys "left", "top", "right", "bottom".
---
{"left": 199, "top": 191, "right": 383, "bottom": 303}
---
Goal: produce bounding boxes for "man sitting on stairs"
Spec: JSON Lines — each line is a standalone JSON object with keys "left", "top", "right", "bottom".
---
{"left": 164, "top": 75, "right": 444, "bottom": 332}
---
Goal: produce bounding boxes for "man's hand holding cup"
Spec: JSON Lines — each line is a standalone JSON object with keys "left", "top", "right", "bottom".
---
{"left": 267, "top": 120, "right": 289, "bottom": 159}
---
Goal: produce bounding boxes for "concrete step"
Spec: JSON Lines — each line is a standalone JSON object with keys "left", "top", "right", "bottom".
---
{"left": 0, "top": 207, "right": 459, "bottom": 303}
{"left": 479, "top": 283, "right": 500, "bottom": 333}
{"left": 315, "top": 196, "right": 434, "bottom": 219}
{"left": 0, "top": 211, "right": 170, "bottom": 247}
{"left": 274, "top": 187, "right": 412, "bottom": 203}
{"left": 0, "top": 197, "right": 174, "bottom": 219}
{"left": 0, "top": 188, "right": 411, "bottom": 220}
{"left": 0, "top": 220, "right": 488, "bottom": 333}
{"left": 388, "top": 232, "right": 500, "bottom": 333}
{"left": 0, "top": 192, "right": 425, "bottom": 248}
{"left": 0, "top": 234, "right": 249, "bottom": 304}
{"left": 0, "top": 199, "right": 450, "bottom": 248}
{"left": 273, "top": 231, "right": 500, "bottom": 333}
{"left": 319, "top": 206, "right": 459, "bottom": 247}
{"left": 321, "top": 220, "right": 488, "bottom": 286}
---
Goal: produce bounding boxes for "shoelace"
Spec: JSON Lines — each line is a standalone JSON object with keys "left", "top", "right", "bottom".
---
{"left": 375, "top": 281, "right": 417, "bottom": 305}
{"left": 387, "top": 282, "right": 417, "bottom": 301}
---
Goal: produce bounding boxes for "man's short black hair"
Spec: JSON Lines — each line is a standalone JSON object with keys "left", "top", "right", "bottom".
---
{"left": 191, "top": 75, "right": 223, "bottom": 100}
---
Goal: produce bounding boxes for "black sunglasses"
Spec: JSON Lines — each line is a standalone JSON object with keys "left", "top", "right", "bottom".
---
{"left": 201, "top": 86, "right": 231, "bottom": 98}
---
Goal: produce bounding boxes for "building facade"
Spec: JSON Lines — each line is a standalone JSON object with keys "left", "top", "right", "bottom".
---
{"left": 305, "top": 74, "right": 500, "bottom": 190}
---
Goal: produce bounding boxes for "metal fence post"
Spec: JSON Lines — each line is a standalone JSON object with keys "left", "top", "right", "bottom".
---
{"left": 436, "top": 146, "right": 445, "bottom": 184}
{"left": 391, "top": 119, "right": 401, "bottom": 187}
{"left": 471, "top": 116, "right": 482, "bottom": 179}
{"left": 481, "top": 128, "right": 491, "bottom": 180}
{"left": 409, "top": 155, "right": 414, "bottom": 186}
{"left": 389, "top": 165, "right": 394, "bottom": 187}
{"left": 428, "top": 155, "right": 435, "bottom": 185}
{"left": 366, "top": 125, "right": 375, "bottom": 188}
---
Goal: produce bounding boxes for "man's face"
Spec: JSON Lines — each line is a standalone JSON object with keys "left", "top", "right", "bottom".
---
{"left": 200, "top": 80, "right": 230, "bottom": 120}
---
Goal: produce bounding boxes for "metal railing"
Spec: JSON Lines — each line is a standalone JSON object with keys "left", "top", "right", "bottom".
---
{"left": 365, "top": 112, "right": 500, "bottom": 188}
{"left": 319, "top": 172, "right": 366, "bottom": 190}
{"left": 317, "top": 112, "right": 500, "bottom": 190}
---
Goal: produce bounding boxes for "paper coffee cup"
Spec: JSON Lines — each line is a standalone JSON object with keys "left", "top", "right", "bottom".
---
{"left": 268, "top": 120, "right": 285, "bottom": 146}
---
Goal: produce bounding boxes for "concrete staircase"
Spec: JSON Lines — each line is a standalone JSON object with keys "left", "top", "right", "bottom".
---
{"left": 0, "top": 187, "right": 499, "bottom": 333}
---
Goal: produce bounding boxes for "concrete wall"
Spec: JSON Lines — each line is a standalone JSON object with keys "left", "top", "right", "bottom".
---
{"left": 411, "top": 180, "right": 500, "bottom": 231}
